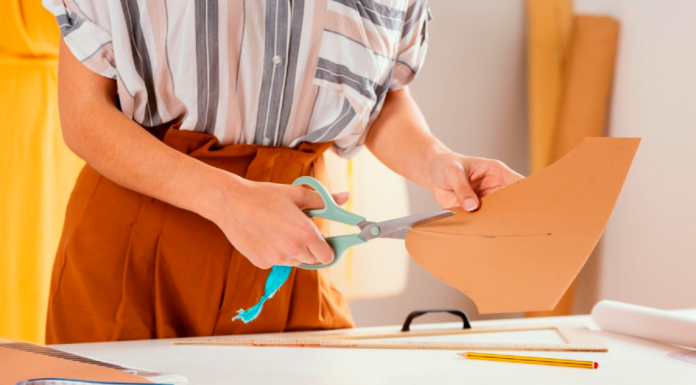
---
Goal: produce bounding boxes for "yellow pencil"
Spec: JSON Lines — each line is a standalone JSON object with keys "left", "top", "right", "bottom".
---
{"left": 460, "top": 352, "right": 598, "bottom": 369}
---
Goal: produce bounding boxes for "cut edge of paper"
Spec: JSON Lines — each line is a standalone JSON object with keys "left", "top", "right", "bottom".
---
{"left": 406, "top": 137, "right": 641, "bottom": 314}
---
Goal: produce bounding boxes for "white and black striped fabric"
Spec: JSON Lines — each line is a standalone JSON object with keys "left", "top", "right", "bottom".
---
{"left": 44, "top": 0, "right": 432, "bottom": 157}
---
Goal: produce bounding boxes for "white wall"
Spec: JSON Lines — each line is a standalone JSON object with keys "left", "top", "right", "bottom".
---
{"left": 575, "top": 0, "right": 696, "bottom": 310}
{"left": 349, "top": 0, "right": 529, "bottom": 327}
{"left": 350, "top": 0, "right": 696, "bottom": 327}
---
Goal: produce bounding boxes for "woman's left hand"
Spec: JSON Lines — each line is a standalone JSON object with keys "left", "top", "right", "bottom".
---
{"left": 427, "top": 152, "right": 524, "bottom": 211}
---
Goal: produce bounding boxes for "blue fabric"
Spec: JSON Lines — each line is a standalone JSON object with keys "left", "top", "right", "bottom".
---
{"left": 232, "top": 266, "right": 293, "bottom": 323}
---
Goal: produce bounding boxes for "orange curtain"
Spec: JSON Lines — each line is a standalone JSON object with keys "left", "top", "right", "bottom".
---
{"left": 0, "top": 2, "right": 83, "bottom": 343}
{"left": 526, "top": 1, "right": 620, "bottom": 316}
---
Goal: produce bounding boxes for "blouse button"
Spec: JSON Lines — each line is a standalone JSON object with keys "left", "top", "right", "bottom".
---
{"left": 262, "top": 138, "right": 270, "bottom": 146}
{"left": 272, "top": 55, "right": 282, "bottom": 65}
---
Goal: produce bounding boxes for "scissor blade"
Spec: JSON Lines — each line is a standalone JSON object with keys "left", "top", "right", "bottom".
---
{"left": 359, "top": 210, "right": 454, "bottom": 241}
{"left": 378, "top": 228, "right": 411, "bottom": 240}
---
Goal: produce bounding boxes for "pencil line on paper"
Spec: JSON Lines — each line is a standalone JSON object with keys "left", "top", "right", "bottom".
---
{"left": 412, "top": 230, "right": 552, "bottom": 239}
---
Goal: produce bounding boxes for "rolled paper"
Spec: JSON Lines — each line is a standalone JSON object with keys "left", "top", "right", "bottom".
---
{"left": 591, "top": 300, "right": 696, "bottom": 348}
{"left": 551, "top": 15, "right": 620, "bottom": 163}
{"left": 525, "top": 0, "right": 573, "bottom": 173}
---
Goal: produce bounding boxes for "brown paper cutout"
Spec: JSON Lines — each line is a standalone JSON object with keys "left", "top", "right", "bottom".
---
{"left": 405, "top": 138, "right": 640, "bottom": 314}
{"left": 0, "top": 346, "right": 152, "bottom": 384}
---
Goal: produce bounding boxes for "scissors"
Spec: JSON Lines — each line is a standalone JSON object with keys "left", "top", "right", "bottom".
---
{"left": 293, "top": 176, "right": 455, "bottom": 270}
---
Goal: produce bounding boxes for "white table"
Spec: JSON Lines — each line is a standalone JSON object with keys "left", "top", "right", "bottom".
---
{"left": 54, "top": 312, "right": 696, "bottom": 385}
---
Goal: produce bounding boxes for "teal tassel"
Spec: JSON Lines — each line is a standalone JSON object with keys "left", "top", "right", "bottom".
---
{"left": 232, "top": 266, "right": 292, "bottom": 323}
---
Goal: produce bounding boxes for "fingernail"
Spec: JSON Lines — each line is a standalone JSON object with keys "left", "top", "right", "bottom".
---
{"left": 464, "top": 198, "right": 478, "bottom": 211}
{"left": 335, "top": 192, "right": 351, "bottom": 200}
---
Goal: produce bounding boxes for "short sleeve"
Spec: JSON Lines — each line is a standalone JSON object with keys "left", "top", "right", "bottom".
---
{"left": 390, "top": 0, "right": 433, "bottom": 91}
{"left": 43, "top": 0, "right": 116, "bottom": 79}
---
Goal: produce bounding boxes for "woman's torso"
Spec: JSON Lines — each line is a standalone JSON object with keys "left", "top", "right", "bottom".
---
{"left": 44, "top": 0, "right": 431, "bottom": 157}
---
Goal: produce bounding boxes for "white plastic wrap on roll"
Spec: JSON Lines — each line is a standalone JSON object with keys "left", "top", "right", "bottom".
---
{"left": 591, "top": 300, "right": 696, "bottom": 348}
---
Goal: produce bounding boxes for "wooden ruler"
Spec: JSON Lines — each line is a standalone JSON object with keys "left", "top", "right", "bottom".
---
{"left": 172, "top": 324, "right": 608, "bottom": 352}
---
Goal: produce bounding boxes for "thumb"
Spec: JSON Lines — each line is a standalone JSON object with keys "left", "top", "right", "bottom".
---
{"left": 294, "top": 187, "right": 327, "bottom": 210}
{"left": 332, "top": 191, "right": 351, "bottom": 206}
{"left": 294, "top": 187, "right": 350, "bottom": 210}
{"left": 449, "top": 172, "right": 479, "bottom": 212}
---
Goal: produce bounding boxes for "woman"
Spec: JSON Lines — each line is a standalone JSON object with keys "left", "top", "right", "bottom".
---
{"left": 43, "top": 0, "right": 522, "bottom": 344}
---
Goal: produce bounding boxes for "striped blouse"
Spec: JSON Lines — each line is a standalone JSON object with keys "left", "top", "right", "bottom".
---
{"left": 43, "top": 0, "right": 432, "bottom": 157}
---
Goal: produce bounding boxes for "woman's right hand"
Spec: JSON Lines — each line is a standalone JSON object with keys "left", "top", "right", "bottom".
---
{"left": 56, "top": 36, "right": 345, "bottom": 271}
{"left": 207, "top": 176, "right": 350, "bottom": 269}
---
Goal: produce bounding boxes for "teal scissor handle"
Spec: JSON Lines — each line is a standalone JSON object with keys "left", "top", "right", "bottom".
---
{"left": 293, "top": 176, "right": 365, "bottom": 225}
{"left": 292, "top": 176, "right": 367, "bottom": 270}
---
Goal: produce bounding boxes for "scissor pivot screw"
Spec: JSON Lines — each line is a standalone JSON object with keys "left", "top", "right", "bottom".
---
{"left": 370, "top": 226, "right": 380, "bottom": 236}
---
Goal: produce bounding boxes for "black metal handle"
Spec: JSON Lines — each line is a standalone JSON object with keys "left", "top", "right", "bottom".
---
{"left": 401, "top": 309, "right": 471, "bottom": 332}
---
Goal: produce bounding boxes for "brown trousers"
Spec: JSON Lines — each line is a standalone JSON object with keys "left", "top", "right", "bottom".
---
{"left": 46, "top": 128, "right": 354, "bottom": 344}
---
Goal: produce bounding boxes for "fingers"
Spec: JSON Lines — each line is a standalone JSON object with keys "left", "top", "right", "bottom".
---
{"left": 286, "top": 208, "right": 334, "bottom": 265}
{"left": 245, "top": 253, "right": 274, "bottom": 270}
{"left": 485, "top": 159, "right": 524, "bottom": 186}
{"left": 472, "top": 160, "right": 524, "bottom": 198}
{"left": 332, "top": 191, "right": 351, "bottom": 206}
{"left": 248, "top": 242, "right": 319, "bottom": 268}
{"left": 284, "top": 186, "right": 338, "bottom": 266}
{"left": 294, "top": 186, "right": 351, "bottom": 209}
{"left": 433, "top": 189, "right": 459, "bottom": 209}
{"left": 294, "top": 187, "right": 325, "bottom": 210}
{"left": 225, "top": 181, "right": 342, "bottom": 271}
{"left": 307, "top": 235, "right": 334, "bottom": 265}
{"left": 504, "top": 167, "right": 525, "bottom": 185}
{"left": 279, "top": 225, "right": 332, "bottom": 267}
{"left": 296, "top": 220, "right": 333, "bottom": 265}
{"left": 448, "top": 168, "right": 479, "bottom": 211}
{"left": 292, "top": 246, "right": 317, "bottom": 266}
